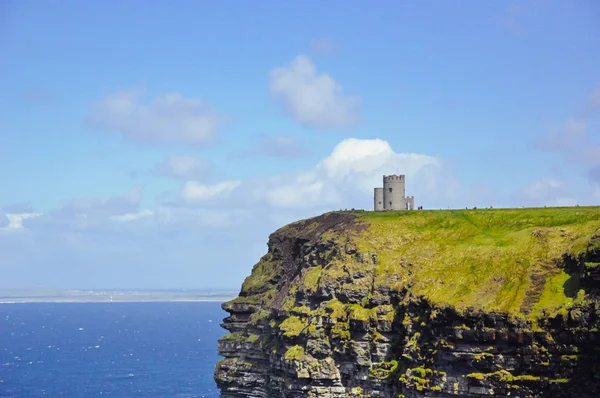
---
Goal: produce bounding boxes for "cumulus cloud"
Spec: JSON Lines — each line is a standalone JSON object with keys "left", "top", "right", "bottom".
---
{"left": 239, "top": 135, "right": 308, "bottom": 158}
{"left": 269, "top": 55, "right": 360, "bottom": 129}
{"left": 155, "top": 155, "right": 208, "bottom": 179}
{"left": 533, "top": 118, "right": 586, "bottom": 152}
{"left": 89, "top": 89, "right": 223, "bottom": 146}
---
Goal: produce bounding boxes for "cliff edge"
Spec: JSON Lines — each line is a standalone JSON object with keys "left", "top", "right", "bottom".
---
{"left": 214, "top": 208, "right": 600, "bottom": 397}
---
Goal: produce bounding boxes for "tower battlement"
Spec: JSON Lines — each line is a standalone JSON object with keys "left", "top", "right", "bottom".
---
{"left": 384, "top": 174, "right": 405, "bottom": 182}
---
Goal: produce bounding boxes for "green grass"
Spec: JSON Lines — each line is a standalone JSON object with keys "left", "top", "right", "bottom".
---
{"left": 302, "top": 266, "right": 322, "bottom": 292}
{"left": 279, "top": 316, "right": 308, "bottom": 338}
{"left": 351, "top": 207, "right": 600, "bottom": 317}
{"left": 284, "top": 345, "right": 305, "bottom": 360}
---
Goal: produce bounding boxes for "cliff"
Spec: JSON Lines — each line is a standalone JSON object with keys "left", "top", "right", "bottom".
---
{"left": 214, "top": 208, "right": 600, "bottom": 397}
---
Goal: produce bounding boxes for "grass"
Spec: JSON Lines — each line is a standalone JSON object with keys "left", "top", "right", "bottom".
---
{"left": 284, "top": 345, "right": 305, "bottom": 360}
{"left": 279, "top": 316, "right": 308, "bottom": 338}
{"left": 350, "top": 207, "right": 600, "bottom": 317}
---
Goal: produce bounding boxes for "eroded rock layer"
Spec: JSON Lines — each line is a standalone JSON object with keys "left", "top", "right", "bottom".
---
{"left": 215, "top": 210, "right": 600, "bottom": 397}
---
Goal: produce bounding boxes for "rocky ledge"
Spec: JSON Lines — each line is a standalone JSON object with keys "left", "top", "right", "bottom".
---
{"left": 214, "top": 209, "right": 600, "bottom": 397}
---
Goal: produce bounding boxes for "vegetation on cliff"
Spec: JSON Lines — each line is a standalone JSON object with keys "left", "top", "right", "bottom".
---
{"left": 216, "top": 207, "right": 600, "bottom": 397}
{"left": 356, "top": 207, "right": 600, "bottom": 317}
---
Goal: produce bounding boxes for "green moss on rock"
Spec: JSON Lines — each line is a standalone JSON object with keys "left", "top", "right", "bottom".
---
{"left": 284, "top": 345, "right": 305, "bottom": 361}
{"left": 279, "top": 316, "right": 308, "bottom": 338}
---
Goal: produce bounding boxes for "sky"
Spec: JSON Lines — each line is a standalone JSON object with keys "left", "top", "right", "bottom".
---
{"left": 1, "top": 0, "right": 600, "bottom": 290}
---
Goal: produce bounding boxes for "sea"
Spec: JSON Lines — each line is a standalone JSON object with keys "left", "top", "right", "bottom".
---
{"left": 0, "top": 302, "right": 228, "bottom": 397}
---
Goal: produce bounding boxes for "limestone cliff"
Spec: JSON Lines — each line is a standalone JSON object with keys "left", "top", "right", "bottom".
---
{"left": 214, "top": 208, "right": 600, "bottom": 397}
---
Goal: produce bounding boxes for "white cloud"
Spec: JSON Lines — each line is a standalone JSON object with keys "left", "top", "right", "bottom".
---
{"left": 319, "top": 138, "right": 438, "bottom": 182}
{"left": 90, "top": 89, "right": 223, "bottom": 146}
{"left": 269, "top": 55, "right": 360, "bottom": 129}
{"left": 110, "top": 210, "right": 154, "bottom": 223}
{"left": 181, "top": 180, "right": 241, "bottom": 203}
{"left": 156, "top": 155, "right": 208, "bottom": 179}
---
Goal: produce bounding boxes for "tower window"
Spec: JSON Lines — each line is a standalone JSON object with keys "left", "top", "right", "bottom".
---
{"left": 389, "top": 202, "right": 392, "bottom": 206}
{"left": 389, "top": 188, "right": 392, "bottom": 192}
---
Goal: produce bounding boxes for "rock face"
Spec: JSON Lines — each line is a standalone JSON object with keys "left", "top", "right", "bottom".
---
{"left": 214, "top": 210, "right": 600, "bottom": 397}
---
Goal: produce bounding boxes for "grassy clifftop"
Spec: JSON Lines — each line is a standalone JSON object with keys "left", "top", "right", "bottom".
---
{"left": 352, "top": 206, "right": 600, "bottom": 317}
{"left": 239, "top": 206, "right": 600, "bottom": 320}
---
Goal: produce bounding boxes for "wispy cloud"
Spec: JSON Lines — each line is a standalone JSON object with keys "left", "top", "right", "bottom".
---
{"left": 89, "top": 89, "right": 224, "bottom": 146}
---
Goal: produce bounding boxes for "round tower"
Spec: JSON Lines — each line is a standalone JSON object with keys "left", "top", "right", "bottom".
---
{"left": 374, "top": 188, "right": 384, "bottom": 211}
{"left": 383, "top": 175, "right": 406, "bottom": 211}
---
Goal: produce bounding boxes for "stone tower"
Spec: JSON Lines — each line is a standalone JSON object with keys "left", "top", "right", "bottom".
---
{"left": 373, "top": 174, "right": 415, "bottom": 211}
{"left": 383, "top": 175, "right": 405, "bottom": 210}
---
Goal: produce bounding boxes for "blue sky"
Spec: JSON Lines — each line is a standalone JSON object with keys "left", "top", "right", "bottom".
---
{"left": 1, "top": 1, "right": 599, "bottom": 290}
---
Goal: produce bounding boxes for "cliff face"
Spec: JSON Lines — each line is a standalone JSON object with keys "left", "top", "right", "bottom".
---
{"left": 214, "top": 209, "right": 600, "bottom": 397}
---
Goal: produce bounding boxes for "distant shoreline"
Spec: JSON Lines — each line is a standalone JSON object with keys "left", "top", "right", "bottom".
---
{"left": 0, "top": 289, "right": 238, "bottom": 304}
{"left": 0, "top": 299, "right": 234, "bottom": 304}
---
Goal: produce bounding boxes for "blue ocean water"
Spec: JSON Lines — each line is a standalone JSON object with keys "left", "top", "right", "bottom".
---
{"left": 0, "top": 302, "right": 228, "bottom": 397}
